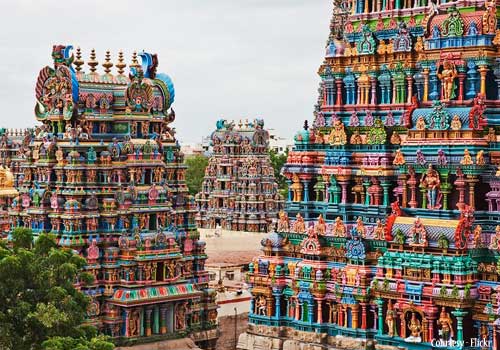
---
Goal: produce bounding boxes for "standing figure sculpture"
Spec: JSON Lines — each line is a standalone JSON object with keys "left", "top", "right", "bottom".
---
{"left": 437, "top": 307, "right": 454, "bottom": 341}
{"left": 438, "top": 60, "right": 458, "bottom": 100}
{"left": 420, "top": 164, "right": 441, "bottom": 209}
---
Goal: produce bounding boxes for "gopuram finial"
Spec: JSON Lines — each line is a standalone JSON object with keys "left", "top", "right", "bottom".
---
{"left": 103, "top": 50, "right": 113, "bottom": 75}
{"left": 88, "top": 48, "right": 98, "bottom": 73}
{"left": 116, "top": 51, "right": 126, "bottom": 75}
{"left": 74, "top": 47, "right": 84, "bottom": 72}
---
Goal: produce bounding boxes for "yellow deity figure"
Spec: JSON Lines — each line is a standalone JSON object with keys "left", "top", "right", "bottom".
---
{"left": 406, "top": 312, "right": 422, "bottom": 342}
{"left": 386, "top": 301, "right": 397, "bottom": 337}
{"left": 437, "top": 307, "right": 454, "bottom": 341}
{"left": 390, "top": 131, "right": 401, "bottom": 145}
{"left": 460, "top": 149, "right": 473, "bottom": 165}
{"left": 0, "top": 166, "right": 14, "bottom": 189}
{"left": 393, "top": 149, "right": 406, "bottom": 166}
{"left": 489, "top": 225, "right": 500, "bottom": 250}
{"left": 350, "top": 130, "right": 363, "bottom": 145}
{"left": 416, "top": 116, "right": 426, "bottom": 130}
{"left": 476, "top": 150, "right": 485, "bottom": 165}
{"left": 374, "top": 219, "right": 385, "bottom": 240}
{"left": 333, "top": 216, "right": 346, "bottom": 237}
{"left": 355, "top": 217, "right": 366, "bottom": 238}
{"left": 438, "top": 60, "right": 458, "bottom": 100}
{"left": 315, "top": 214, "right": 326, "bottom": 235}
{"left": 414, "top": 36, "right": 424, "bottom": 52}
{"left": 329, "top": 119, "right": 347, "bottom": 145}
{"left": 450, "top": 115, "right": 462, "bottom": 130}
{"left": 290, "top": 173, "right": 303, "bottom": 202}
{"left": 473, "top": 225, "right": 482, "bottom": 248}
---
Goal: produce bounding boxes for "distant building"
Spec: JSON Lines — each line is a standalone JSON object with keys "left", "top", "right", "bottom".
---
{"left": 195, "top": 119, "right": 284, "bottom": 232}
{"left": 268, "top": 128, "right": 293, "bottom": 155}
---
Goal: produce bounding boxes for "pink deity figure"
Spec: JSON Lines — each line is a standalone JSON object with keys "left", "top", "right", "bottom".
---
{"left": 315, "top": 214, "right": 326, "bottom": 235}
{"left": 87, "top": 240, "right": 99, "bottom": 262}
{"left": 367, "top": 177, "right": 383, "bottom": 206}
{"left": 410, "top": 217, "right": 427, "bottom": 246}
{"left": 349, "top": 111, "right": 360, "bottom": 127}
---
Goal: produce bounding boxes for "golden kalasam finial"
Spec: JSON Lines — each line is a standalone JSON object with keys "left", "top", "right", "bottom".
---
{"left": 103, "top": 50, "right": 113, "bottom": 74}
{"left": 116, "top": 51, "right": 126, "bottom": 75}
{"left": 130, "top": 51, "right": 140, "bottom": 69}
{"left": 88, "top": 49, "right": 98, "bottom": 73}
{"left": 74, "top": 47, "right": 84, "bottom": 72}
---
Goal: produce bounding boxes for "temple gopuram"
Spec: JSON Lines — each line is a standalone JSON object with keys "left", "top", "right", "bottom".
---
{"left": 239, "top": 1, "right": 500, "bottom": 349}
{"left": 195, "top": 119, "right": 284, "bottom": 232}
{"left": 8, "top": 46, "right": 217, "bottom": 348}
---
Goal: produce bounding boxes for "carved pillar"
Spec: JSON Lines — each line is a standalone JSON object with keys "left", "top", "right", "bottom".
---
{"left": 336, "top": 78, "right": 343, "bottom": 106}
{"left": 303, "top": 180, "right": 310, "bottom": 202}
{"left": 451, "top": 309, "right": 468, "bottom": 343}
{"left": 370, "top": 77, "right": 377, "bottom": 104}
{"left": 338, "top": 177, "right": 349, "bottom": 204}
{"left": 145, "top": 308, "right": 153, "bottom": 336}
{"left": 376, "top": 299, "right": 384, "bottom": 336}
{"left": 420, "top": 185, "right": 428, "bottom": 209}
{"left": 467, "top": 176, "right": 479, "bottom": 209}
{"left": 124, "top": 310, "right": 130, "bottom": 337}
{"left": 423, "top": 68, "right": 429, "bottom": 102}
{"left": 274, "top": 293, "right": 281, "bottom": 319}
{"left": 479, "top": 65, "right": 489, "bottom": 96}
{"left": 317, "top": 299, "right": 323, "bottom": 324}
{"left": 406, "top": 75, "right": 413, "bottom": 104}
{"left": 364, "top": 179, "right": 371, "bottom": 206}
{"left": 429, "top": 64, "right": 439, "bottom": 101}
{"left": 466, "top": 61, "right": 478, "bottom": 100}
{"left": 308, "top": 301, "right": 314, "bottom": 324}
{"left": 381, "top": 181, "right": 391, "bottom": 207}
{"left": 400, "top": 174, "right": 408, "bottom": 208}
{"left": 361, "top": 303, "right": 367, "bottom": 330}
{"left": 458, "top": 72, "right": 466, "bottom": 101}
{"left": 352, "top": 304, "right": 359, "bottom": 329}
{"left": 286, "top": 180, "right": 292, "bottom": 201}
{"left": 295, "top": 301, "right": 300, "bottom": 321}
{"left": 160, "top": 306, "right": 167, "bottom": 334}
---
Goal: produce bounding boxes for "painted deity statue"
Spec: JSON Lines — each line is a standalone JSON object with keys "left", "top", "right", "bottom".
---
{"left": 450, "top": 115, "right": 462, "bottom": 130}
{"left": 460, "top": 149, "right": 473, "bottom": 165}
{"left": 476, "top": 150, "right": 485, "bottom": 165}
{"left": 293, "top": 213, "right": 306, "bottom": 233}
{"left": 315, "top": 214, "right": 326, "bottom": 235}
{"left": 355, "top": 217, "right": 366, "bottom": 238}
{"left": 393, "top": 149, "right": 406, "bottom": 165}
{"left": 386, "top": 301, "right": 397, "bottom": 337}
{"left": 277, "top": 210, "right": 290, "bottom": 232}
{"left": 420, "top": 164, "right": 441, "bottom": 209}
{"left": 333, "top": 216, "right": 346, "bottom": 237}
{"left": 406, "top": 312, "right": 422, "bottom": 343}
{"left": 374, "top": 219, "right": 385, "bottom": 240}
{"left": 437, "top": 307, "right": 454, "bottom": 341}
{"left": 438, "top": 60, "right": 458, "bottom": 100}
{"left": 489, "top": 225, "right": 500, "bottom": 250}
{"left": 328, "top": 119, "right": 347, "bottom": 145}
{"left": 410, "top": 217, "right": 428, "bottom": 247}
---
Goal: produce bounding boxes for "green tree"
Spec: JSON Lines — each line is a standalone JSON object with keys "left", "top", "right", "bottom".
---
{"left": 269, "top": 149, "right": 288, "bottom": 197}
{"left": 0, "top": 228, "right": 114, "bottom": 350}
{"left": 185, "top": 154, "right": 209, "bottom": 195}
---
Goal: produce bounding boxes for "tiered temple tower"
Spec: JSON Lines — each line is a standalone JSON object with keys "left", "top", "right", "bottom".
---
{"left": 8, "top": 46, "right": 217, "bottom": 348}
{"left": 239, "top": 1, "right": 500, "bottom": 350}
{"left": 195, "top": 119, "right": 284, "bottom": 232}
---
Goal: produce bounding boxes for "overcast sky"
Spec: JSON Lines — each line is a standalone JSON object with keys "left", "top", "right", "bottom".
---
{"left": 0, "top": 0, "right": 331, "bottom": 143}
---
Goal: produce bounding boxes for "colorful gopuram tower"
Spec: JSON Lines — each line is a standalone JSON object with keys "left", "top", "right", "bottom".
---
{"left": 8, "top": 46, "right": 217, "bottom": 348}
{"left": 239, "top": 1, "right": 500, "bottom": 350}
{"left": 195, "top": 119, "right": 284, "bottom": 232}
